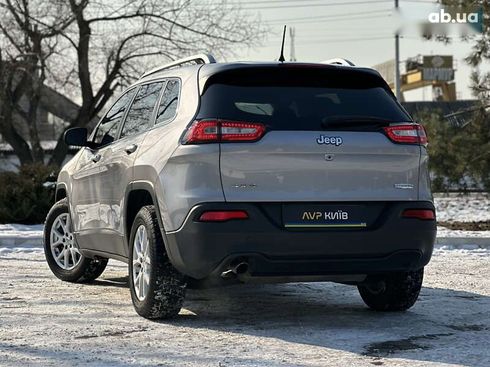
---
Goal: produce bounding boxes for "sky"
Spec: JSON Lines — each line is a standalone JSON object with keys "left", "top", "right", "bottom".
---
{"left": 230, "top": 0, "right": 487, "bottom": 101}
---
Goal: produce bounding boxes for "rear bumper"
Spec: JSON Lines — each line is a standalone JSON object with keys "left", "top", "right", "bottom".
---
{"left": 165, "top": 201, "right": 436, "bottom": 283}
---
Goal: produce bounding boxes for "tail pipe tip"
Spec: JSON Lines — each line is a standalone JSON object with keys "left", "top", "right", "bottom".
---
{"left": 221, "top": 261, "right": 249, "bottom": 279}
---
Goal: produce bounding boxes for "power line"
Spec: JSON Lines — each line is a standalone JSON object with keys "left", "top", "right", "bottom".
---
{"left": 201, "top": 0, "right": 435, "bottom": 8}
{"left": 296, "top": 36, "right": 392, "bottom": 45}
{"left": 260, "top": 36, "right": 392, "bottom": 48}
{"left": 268, "top": 12, "right": 392, "bottom": 25}
{"left": 202, "top": 0, "right": 392, "bottom": 10}
{"left": 295, "top": 31, "right": 393, "bottom": 38}
{"left": 267, "top": 9, "right": 390, "bottom": 23}
{"left": 222, "top": 0, "right": 327, "bottom": 4}
{"left": 287, "top": 24, "right": 393, "bottom": 30}
{"left": 268, "top": 34, "right": 393, "bottom": 42}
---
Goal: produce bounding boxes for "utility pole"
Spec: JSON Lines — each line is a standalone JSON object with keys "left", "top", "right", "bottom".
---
{"left": 394, "top": 0, "right": 402, "bottom": 100}
{"left": 289, "top": 26, "right": 296, "bottom": 62}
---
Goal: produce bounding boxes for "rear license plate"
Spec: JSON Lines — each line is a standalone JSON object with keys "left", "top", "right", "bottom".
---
{"left": 282, "top": 204, "right": 368, "bottom": 229}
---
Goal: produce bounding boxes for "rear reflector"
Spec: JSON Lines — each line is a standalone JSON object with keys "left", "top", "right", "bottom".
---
{"left": 199, "top": 210, "right": 249, "bottom": 222}
{"left": 183, "top": 119, "right": 266, "bottom": 144}
{"left": 402, "top": 209, "right": 435, "bottom": 220}
{"left": 383, "top": 124, "right": 428, "bottom": 145}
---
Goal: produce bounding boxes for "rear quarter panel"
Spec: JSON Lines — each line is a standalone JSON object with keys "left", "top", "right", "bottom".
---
{"left": 133, "top": 68, "right": 224, "bottom": 232}
{"left": 418, "top": 146, "right": 433, "bottom": 201}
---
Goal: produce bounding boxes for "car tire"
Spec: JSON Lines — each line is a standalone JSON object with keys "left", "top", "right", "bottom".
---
{"left": 128, "top": 205, "right": 186, "bottom": 319}
{"left": 44, "top": 198, "right": 108, "bottom": 283}
{"left": 357, "top": 268, "right": 424, "bottom": 311}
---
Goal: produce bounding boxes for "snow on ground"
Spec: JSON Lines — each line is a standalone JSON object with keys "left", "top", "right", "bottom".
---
{"left": 434, "top": 194, "right": 490, "bottom": 223}
{"left": 0, "top": 195, "right": 489, "bottom": 366}
{"left": 0, "top": 250, "right": 489, "bottom": 367}
{"left": 0, "top": 224, "right": 44, "bottom": 235}
{"left": 0, "top": 224, "right": 43, "bottom": 249}
{"left": 0, "top": 247, "right": 43, "bottom": 255}
{"left": 436, "top": 226, "right": 490, "bottom": 238}
{"left": 436, "top": 231, "right": 490, "bottom": 247}
{"left": 1, "top": 194, "right": 489, "bottom": 249}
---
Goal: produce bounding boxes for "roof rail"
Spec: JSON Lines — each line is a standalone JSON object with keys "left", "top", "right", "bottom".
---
{"left": 139, "top": 54, "right": 216, "bottom": 79}
{"left": 321, "top": 58, "right": 355, "bottom": 66}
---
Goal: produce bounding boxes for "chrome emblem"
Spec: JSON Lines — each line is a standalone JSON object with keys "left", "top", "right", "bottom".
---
{"left": 316, "top": 135, "right": 343, "bottom": 146}
{"left": 232, "top": 184, "right": 257, "bottom": 189}
{"left": 394, "top": 183, "right": 414, "bottom": 190}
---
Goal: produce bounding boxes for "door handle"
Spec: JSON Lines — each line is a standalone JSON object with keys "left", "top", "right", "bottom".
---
{"left": 91, "top": 153, "right": 101, "bottom": 163}
{"left": 125, "top": 144, "right": 138, "bottom": 154}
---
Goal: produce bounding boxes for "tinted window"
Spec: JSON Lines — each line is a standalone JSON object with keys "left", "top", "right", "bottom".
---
{"left": 94, "top": 88, "right": 136, "bottom": 146}
{"left": 121, "top": 82, "right": 163, "bottom": 138}
{"left": 155, "top": 79, "right": 180, "bottom": 125}
{"left": 198, "top": 68, "right": 411, "bottom": 131}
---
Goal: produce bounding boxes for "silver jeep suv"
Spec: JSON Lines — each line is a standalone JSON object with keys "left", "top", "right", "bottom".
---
{"left": 43, "top": 54, "right": 436, "bottom": 319}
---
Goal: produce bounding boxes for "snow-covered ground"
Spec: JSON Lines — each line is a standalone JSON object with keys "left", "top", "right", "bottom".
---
{"left": 2, "top": 195, "right": 489, "bottom": 252}
{"left": 0, "top": 249, "right": 489, "bottom": 367}
{"left": 436, "top": 226, "right": 490, "bottom": 238}
{"left": 0, "top": 224, "right": 43, "bottom": 249}
{"left": 1, "top": 195, "right": 489, "bottom": 366}
{"left": 434, "top": 194, "right": 490, "bottom": 223}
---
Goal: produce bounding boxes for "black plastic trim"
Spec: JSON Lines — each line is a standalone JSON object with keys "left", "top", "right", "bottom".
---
{"left": 165, "top": 201, "right": 436, "bottom": 282}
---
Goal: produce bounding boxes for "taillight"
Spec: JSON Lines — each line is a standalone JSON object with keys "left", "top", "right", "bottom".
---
{"left": 402, "top": 209, "right": 435, "bottom": 220}
{"left": 383, "top": 124, "right": 428, "bottom": 145}
{"left": 183, "top": 119, "right": 266, "bottom": 144}
{"left": 199, "top": 210, "right": 249, "bottom": 222}
{"left": 183, "top": 120, "right": 218, "bottom": 143}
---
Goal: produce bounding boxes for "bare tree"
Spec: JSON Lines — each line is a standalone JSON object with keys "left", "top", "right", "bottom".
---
{"left": 0, "top": 0, "right": 74, "bottom": 164}
{"left": 1, "top": 0, "right": 266, "bottom": 167}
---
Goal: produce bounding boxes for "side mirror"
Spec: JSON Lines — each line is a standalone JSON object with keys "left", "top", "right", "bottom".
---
{"left": 64, "top": 127, "right": 89, "bottom": 147}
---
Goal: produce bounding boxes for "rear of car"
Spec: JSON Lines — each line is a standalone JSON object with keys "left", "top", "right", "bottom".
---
{"left": 165, "top": 64, "right": 436, "bottom": 286}
{"left": 45, "top": 59, "right": 437, "bottom": 318}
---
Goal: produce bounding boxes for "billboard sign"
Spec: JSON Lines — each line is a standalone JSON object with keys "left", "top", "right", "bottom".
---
{"left": 422, "top": 55, "right": 454, "bottom": 82}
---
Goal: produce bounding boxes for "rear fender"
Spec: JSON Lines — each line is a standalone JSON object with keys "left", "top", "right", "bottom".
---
{"left": 125, "top": 181, "right": 181, "bottom": 268}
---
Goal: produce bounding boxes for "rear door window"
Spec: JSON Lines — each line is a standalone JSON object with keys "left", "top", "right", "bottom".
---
{"left": 120, "top": 82, "right": 164, "bottom": 138}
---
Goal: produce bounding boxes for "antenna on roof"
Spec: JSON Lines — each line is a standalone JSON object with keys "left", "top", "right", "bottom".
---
{"left": 278, "top": 25, "right": 286, "bottom": 62}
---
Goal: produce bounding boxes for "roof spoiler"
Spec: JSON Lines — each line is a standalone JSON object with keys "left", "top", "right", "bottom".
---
{"left": 139, "top": 54, "right": 217, "bottom": 79}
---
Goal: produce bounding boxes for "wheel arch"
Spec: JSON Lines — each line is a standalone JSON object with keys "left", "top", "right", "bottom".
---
{"left": 55, "top": 182, "right": 68, "bottom": 202}
{"left": 125, "top": 181, "right": 176, "bottom": 262}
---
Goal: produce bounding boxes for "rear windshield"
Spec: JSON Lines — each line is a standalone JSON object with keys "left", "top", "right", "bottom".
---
{"left": 198, "top": 67, "right": 411, "bottom": 130}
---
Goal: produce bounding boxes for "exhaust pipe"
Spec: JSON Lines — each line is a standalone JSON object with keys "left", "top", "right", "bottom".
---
{"left": 234, "top": 262, "right": 249, "bottom": 275}
{"left": 221, "top": 261, "right": 249, "bottom": 279}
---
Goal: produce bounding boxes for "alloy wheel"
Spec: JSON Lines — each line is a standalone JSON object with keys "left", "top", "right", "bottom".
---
{"left": 132, "top": 225, "right": 151, "bottom": 301}
{"left": 50, "top": 213, "right": 81, "bottom": 270}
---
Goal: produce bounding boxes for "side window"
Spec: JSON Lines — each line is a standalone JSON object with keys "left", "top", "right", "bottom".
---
{"left": 94, "top": 88, "right": 136, "bottom": 146}
{"left": 155, "top": 79, "right": 180, "bottom": 125}
{"left": 120, "top": 82, "right": 163, "bottom": 138}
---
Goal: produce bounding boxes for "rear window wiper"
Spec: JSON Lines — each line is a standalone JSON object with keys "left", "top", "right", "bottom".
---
{"left": 321, "top": 116, "right": 403, "bottom": 129}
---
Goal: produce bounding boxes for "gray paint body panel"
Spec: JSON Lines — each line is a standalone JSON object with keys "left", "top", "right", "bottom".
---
{"left": 418, "top": 146, "right": 432, "bottom": 201}
{"left": 220, "top": 131, "right": 421, "bottom": 202}
{"left": 71, "top": 132, "right": 148, "bottom": 255}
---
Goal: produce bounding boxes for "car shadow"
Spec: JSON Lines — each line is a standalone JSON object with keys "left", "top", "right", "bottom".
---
{"left": 85, "top": 276, "right": 128, "bottom": 289}
{"left": 168, "top": 282, "right": 490, "bottom": 366}
{"left": 82, "top": 274, "right": 489, "bottom": 365}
